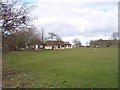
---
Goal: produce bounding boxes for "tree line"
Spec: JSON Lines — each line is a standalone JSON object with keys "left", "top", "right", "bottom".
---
{"left": 0, "top": 0, "right": 44, "bottom": 51}
{"left": 89, "top": 32, "right": 120, "bottom": 47}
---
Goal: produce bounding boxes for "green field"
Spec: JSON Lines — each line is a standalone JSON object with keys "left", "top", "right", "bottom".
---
{"left": 3, "top": 48, "right": 118, "bottom": 88}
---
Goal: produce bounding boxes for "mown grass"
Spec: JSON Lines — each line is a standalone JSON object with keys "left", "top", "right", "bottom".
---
{"left": 2, "top": 48, "right": 118, "bottom": 88}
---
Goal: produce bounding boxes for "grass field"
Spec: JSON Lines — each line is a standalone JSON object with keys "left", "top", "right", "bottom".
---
{"left": 3, "top": 48, "right": 118, "bottom": 88}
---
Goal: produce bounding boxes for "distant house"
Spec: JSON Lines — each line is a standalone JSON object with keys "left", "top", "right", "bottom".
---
{"left": 64, "top": 42, "right": 72, "bottom": 48}
{"left": 45, "top": 40, "right": 65, "bottom": 49}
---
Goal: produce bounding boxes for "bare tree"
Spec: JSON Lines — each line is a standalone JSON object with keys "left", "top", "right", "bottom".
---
{"left": 1, "top": 0, "right": 34, "bottom": 36}
{"left": 112, "top": 32, "right": 118, "bottom": 40}
{"left": 72, "top": 38, "right": 81, "bottom": 48}
{"left": 24, "top": 26, "right": 42, "bottom": 47}
{"left": 1, "top": 0, "right": 34, "bottom": 51}
{"left": 47, "top": 32, "right": 61, "bottom": 50}
{"left": 3, "top": 27, "right": 39, "bottom": 52}
{"left": 48, "top": 32, "right": 61, "bottom": 41}
{"left": 39, "top": 26, "right": 45, "bottom": 42}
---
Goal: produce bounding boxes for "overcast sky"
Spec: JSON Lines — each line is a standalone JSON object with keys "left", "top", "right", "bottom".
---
{"left": 26, "top": 0, "right": 118, "bottom": 45}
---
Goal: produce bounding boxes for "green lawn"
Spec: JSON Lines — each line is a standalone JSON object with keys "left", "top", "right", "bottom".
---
{"left": 3, "top": 48, "right": 118, "bottom": 88}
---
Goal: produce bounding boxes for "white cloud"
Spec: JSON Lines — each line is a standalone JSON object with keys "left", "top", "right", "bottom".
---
{"left": 30, "top": 0, "right": 118, "bottom": 45}
{"left": 36, "top": 0, "right": 119, "bottom": 3}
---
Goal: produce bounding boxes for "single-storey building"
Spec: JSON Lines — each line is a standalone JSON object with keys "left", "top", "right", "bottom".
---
{"left": 45, "top": 40, "right": 65, "bottom": 49}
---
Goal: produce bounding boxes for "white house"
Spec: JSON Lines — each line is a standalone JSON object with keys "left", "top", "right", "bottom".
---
{"left": 45, "top": 40, "right": 65, "bottom": 50}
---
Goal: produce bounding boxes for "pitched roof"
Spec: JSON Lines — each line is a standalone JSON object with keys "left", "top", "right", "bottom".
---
{"left": 64, "top": 42, "right": 71, "bottom": 45}
{"left": 46, "top": 40, "right": 65, "bottom": 45}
